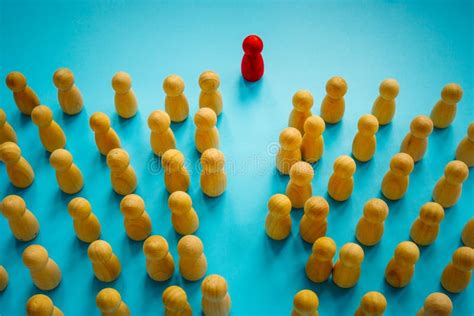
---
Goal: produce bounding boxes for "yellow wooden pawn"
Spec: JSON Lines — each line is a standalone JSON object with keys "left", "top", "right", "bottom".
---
{"left": 96, "top": 288, "right": 130, "bottom": 316}
{"left": 286, "top": 161, "right": 314, "bottom": 208}
{"left": 26, "top": 294, "right": 63, "bottom": 316}
{"left": 371, "top": 79, "right": 400, "bottom": 125}
{"left": 441, "top": 246, "right": 474, "bottom": 293}
{"left": 300, "top": 197, "right": 329, "bottom": 244}
{"left": 320, "top": 76, "right": 347, "bottom": 124}
{"left": 328, "top": 155, "right": 356, "bottom": 201}
{"left": 381, "top": 153, "right": 414, "bottom": 200}
{"left": 385, "top": 241, "right": 420, "bottom": 288}
{"left": 201, "top": 148, "right": 227, "bottom": 197}
{"left": 0, "top": 108, "right": 17, "bottom": 144}
{"left": 194, "top": 107, "right": 219, "bottom": 153}
{"left": 352, "top": 114, "right": 379, "bottom": 162}
{"left": 120, "top": 194, "right": 152, "bottom": 241}
{"left": 87, "top": 240, "right": 121, "bottom": 282}
{"left": 143, "top": 235, "right": 175, "bottom": 281}
{"left": 112, "top": 71, "right": 138, "bottom": 119}
{"left": 416, "top": 292, "right": 452, "bottom": 316}
{"left": 462, "top": 218, "right": 474, "bottom": 248}
{"left": 67, "top": 197, "right": 101, "bottom": 243}
{"left": 164, "top": 75, "right": 189, "bottom": 122}
{"left": 0, "top": 141, "right": 34, "bottom": 188}
{"left": 5, "top": 71, "right": 40, "bottom": 115}
{"left": 163, "top": 285, "right": 192, "bottom": 316}
{"left": 0, "top": 265, "right": 8, "bottom": 291}
{"left": 199, "top": 71, "right": 223, "bottom": 116}
{"left": 53, "top": 68, "right": 83, "bottom": 115}
{"left": 22, "top": 245, "right": 62, "bottom": 290}
{"left": 178, "top": 235, "right": 207, "bottom": 281}
{"left": 276, "top": 127, "right": 302, "bottom": 174}
{"left": 106, "top": 148, "right": 137, "bottom": 195}
{"left": 333, "top": 242, "right": 364, "bottom": 288}
{"left": 410, "top": 202, "right": 444, "bottom": 246}
{"left": 301, "top": 115, "right": 325, "bottom": 163}
{"left": 168, "top": 191, "right": 199, "bottom": 235}
{"left": 265, "top": 194, "right": 292, "bottom": 240}
{"left": 455, "top": 122, "right": 474, "bottom": 167}
{"left": 148, "top": 110, "right": 176, "bottom": 156}
{"left": 289, "top": 90, "right": 314, "bottom": 134}
{"left": 202, "top": 274, "right": 232, "bottom": 316}
{"left": 1, "top": 194, "right": 39, "bottom": 241}
{"left": 50, "top": 149, "right": 84, "bottom": 194}
{"left": 162, "top": 149, "right": 190, "bottom": 193}
{"left": 400, "top": 115, "right": 433, "bottom": 162}
{"left": 291, "top": 289, "right": 319, "bottom": 316}
{"left": 31, "top": 105, "right": 66, "bottom": 152}
{"left": 355, "top": 198, "right": 389, "bottom": 246}
{"left": 305, "top": 236, "right": 336, "bottom": 283}
{"left": 430, "top": 83, "right": 463, "bottom": 128}
{"left": 354, "top": 291, "right": 387, "bottom": 316}
{"left": 432, "top": 160, "right": 469, "bottom": 208}
{"left": 89, "top": 112, "right": 121, "bottom": 156}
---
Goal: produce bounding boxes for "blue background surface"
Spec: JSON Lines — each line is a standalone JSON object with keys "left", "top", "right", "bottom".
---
{"left": 0, "top": 0, "right": 473, "bottom": 315}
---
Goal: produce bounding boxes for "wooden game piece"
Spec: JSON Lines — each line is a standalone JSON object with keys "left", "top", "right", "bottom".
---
{"left": 328, "top": 155, "right": 356, "bottom": 201}
{"left": 333, "top": 242, "right": 364, "bottom": 288}
{"left": 352, "top": 114, "right": 379, "bottom": 162}
{"left": 354, "top": 291, "right": 387, "bottom": 316}
{"left": 455, "top": 122, "right": 474, "bottom": 167}
{"left": 430, "top": 83, "right": 463, "bottom": 128}
{"left": 416, "top": 292, "right": 453, "bottom": 316}
{"left": 148, "top": 110, "right": 176, "bottom": 156}
{"left": 163, "top": 285, "right": 192, "bottom": 316}
{"left": 120, "top": 194, "right": 152, "bottom": 241}
{"left": 168, "top": 191, "right": 199, "bottom": 235}
{"left": 305, "top": 236, "right": 336, "bottom": 283}
{"left": 50, "top": 148, "right": 84, "bottom": 194}
{"left": 96, "top": 288, "right": 130, "bottom": 316}
{"left": 355, "top": 198, "right": 389, "bottom": 246}
{"left": 241, "top": 34, "right": 264, "bottom": 82}
{"left": 163, "top": 75, "right": 189, "bottom": 122}
{"left": 162, "top": 149, "right": 190, "bottom": 193}
{"left": 441, "top": 246, "right": 474, "bottom": 293}
{"left": 320, "top": 76, "right": 347, "bottom": 124}
{"left": 301, "top": 115, "right": 325, "bottom": 163}
{"left": 26, "top": 294, "right": 63, "bottom": 316}
{"left": 0, "top": 265, "right": 8, "bottom": 291}
{"left": 381, "top": 153, "right": 414, "bottom": 200}
{"left": 143, "top": 235, "right": 175, "bottom": 281}
{"left": 300, "top": 196, "right": 329, "bottom": 243}
{"left": 400, "top": 115, "right": 434, "bottom": 162}
{"left": 200, "top": 148, "right": 227, "bottom": 197}
{"left": 87, "top": 240, "right": 121, "bottom": 282}
{"left": 265, "top": 194, "right": 292, "bottom": 240}
{"left": 106, "top": 148, "right": 137, "bottom": 195}
{"left": 0, "top": 194, "right": 39, "bottom": 241}
{"left": 31, "top": 105, "right": 66, "bottom": 152}
{"left": 67, "top": 197, "right": 101, "bottom": 243}
{"left": 22, "top": 244, "right": 62, "bottom": 290}
{"left": 112, "top": 71, "right": 138, "bottom": 119}
{"left": 177, "top": 235, "right": 207, "bottom": 281}
{"left": 5, "top": 71, "right": 40, "bottom": 115}
{"left": 371, "top": 78, "right": 400, "bottom": 125}
{"left": 276, "top": 127, "right": 302, "bottom": 174}
{"left": 199, "top": 71, "right": 223, "bottom": 116}
{"left": 0, "top": 141, "right": 34, "bottom": 188}
{"left": 432, "top": 160, "right": 469, "bottom": 208}
{"left": 291, "top": 289, "right": 319, "bottom": 316}
{"left": 89, "top": 112, "right": 121, "bottom": 156}
{"left": 462, "top": 218, "right": 474, "bottom": 248}
{"left": 194, "top": 107, "right": 219, "bottom": 153}
{"left": 288, "top": 90, "right": 314, "bottom": 134}
{"left": 410, "top": 202, "right": 444, "bottom": 246}
{"left": 385, "top": 241, "right": 420, "bottom": 288}
{"left": 286, "top": 161, "right": 314, "bottom": 208}
{"left": 53, "top": 68, "right": 83, "bottom": 115}
{"left": 202, "top": 274, "right": 232, "bottom": 316}
{"left": 0, "top": 108, "right": 17, "bottom": 144}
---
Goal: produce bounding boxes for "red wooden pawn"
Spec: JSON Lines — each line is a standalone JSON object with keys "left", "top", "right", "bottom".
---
{"left": 241, "top": 35, "right": 264, "bottom": 82}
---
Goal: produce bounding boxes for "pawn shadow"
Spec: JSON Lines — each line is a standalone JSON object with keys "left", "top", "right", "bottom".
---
{"left": 237, "top": 76, "right": 263, "bottom": 104}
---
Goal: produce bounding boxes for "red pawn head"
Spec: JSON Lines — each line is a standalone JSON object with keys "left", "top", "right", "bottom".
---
{"left": 241, "top": 34, "right": 264, "bottom": 82}
{"left": 243, "top": 35, "right": 263, "bottom": 56}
